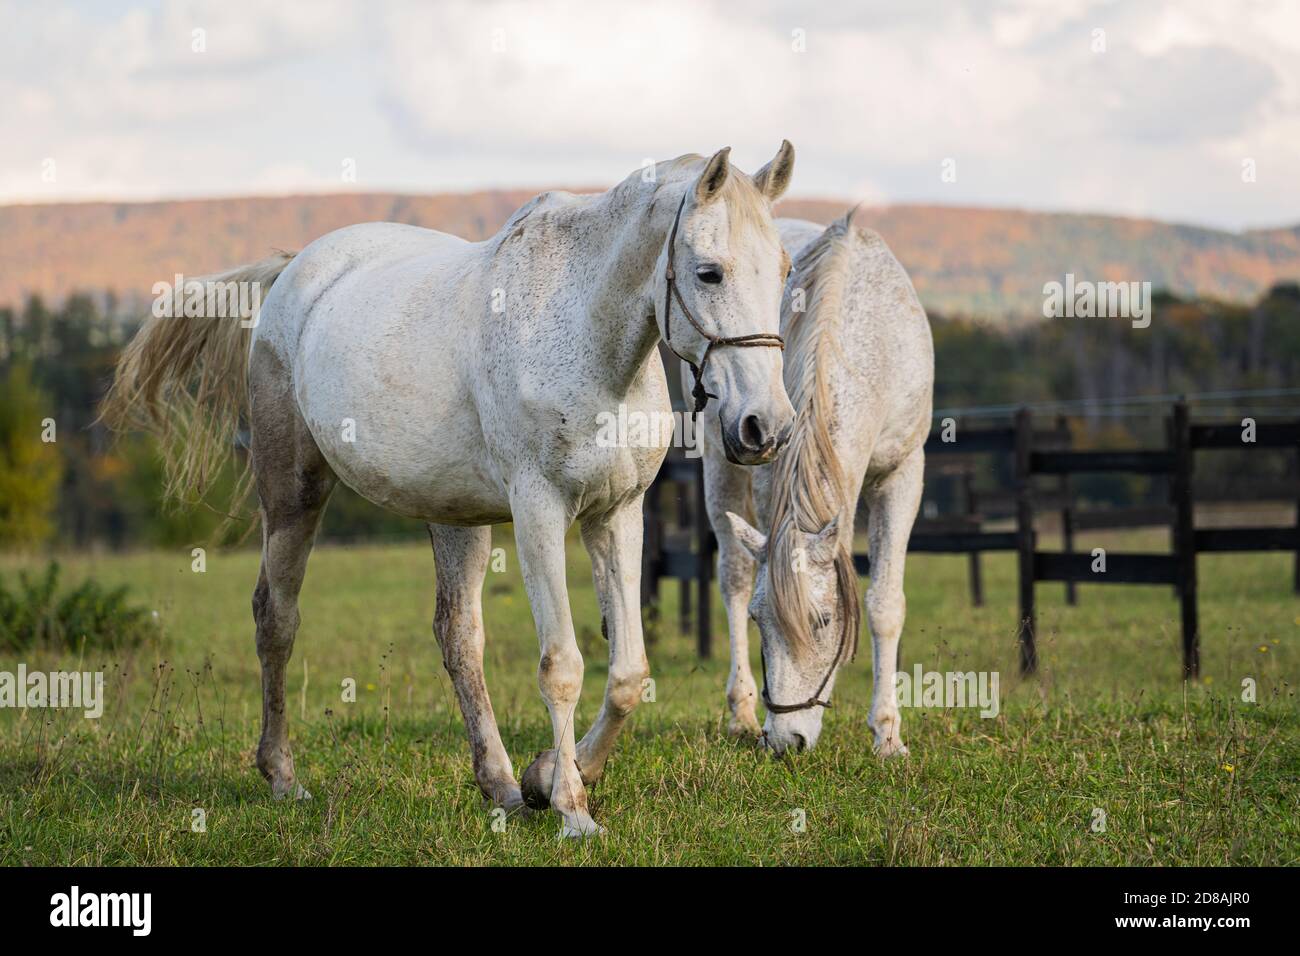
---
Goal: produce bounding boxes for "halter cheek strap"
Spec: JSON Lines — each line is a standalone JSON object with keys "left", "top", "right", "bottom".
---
{"left": 759, "top": 612, "right": 850, "bottom": 714}
{"left": 661, "top": 193, "right": 785, "bottom": 415}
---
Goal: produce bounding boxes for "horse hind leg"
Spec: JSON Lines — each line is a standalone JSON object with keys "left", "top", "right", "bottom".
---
{"left": 250, "top": 353, "right": 336, "bottom": 799}
{"left": 428, "top": 523, "right": 522, "bottom": 812}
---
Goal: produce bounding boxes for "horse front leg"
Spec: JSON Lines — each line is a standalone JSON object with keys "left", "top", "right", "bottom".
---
{"left": 864, "top": 447, "right": 924, "bottom": 759}
{"left": 713, "top": 522, "right": 761, "bottom": 737}
{"left": 573, "top": 497, "right": 651, "bottom": 786}
{"left": 701, "top": 440, "right": 762, "bottom": 736}
{"left": 511, "top": 483, "right": 602, "bottom": 837}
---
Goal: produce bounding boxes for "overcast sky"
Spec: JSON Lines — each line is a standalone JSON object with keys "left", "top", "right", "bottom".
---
{"left": 3, "top": 0, "right": 1298, "bottom": 230}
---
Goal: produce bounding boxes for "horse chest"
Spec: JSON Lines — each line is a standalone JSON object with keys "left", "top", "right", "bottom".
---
{"left": 499, "top": 398, "right": 667, "bottom": 510}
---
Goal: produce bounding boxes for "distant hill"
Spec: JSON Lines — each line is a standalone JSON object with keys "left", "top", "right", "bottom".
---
{"left": 4, "top": 191, "right": 1299, "bottom": 321}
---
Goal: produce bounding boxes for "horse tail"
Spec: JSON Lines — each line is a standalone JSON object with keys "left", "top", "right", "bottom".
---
{"left": 99, "top": 251, "right": 296, "bottom": 511}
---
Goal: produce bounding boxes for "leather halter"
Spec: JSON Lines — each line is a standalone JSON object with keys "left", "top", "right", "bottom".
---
{"left": 661, "top": 192, "right": 785, "bottom": 414}
{"left": 760, "top": 609, "right": 851, "bottom": 714}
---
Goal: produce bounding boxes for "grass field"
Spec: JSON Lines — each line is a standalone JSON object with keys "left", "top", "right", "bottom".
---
{"left": 1, "top": 528, "right": 1296, "bottom": 866}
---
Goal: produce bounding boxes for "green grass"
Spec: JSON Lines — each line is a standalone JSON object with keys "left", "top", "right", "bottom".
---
{"left": 0, "top": 528, "right": 1296, "bottom": 865}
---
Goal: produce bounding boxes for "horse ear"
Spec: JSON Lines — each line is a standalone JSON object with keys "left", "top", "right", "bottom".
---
{"left": 695, "top": 147, "right": 732, "bottom": 203}
{"left": 752, "top": 140, "right": 795, "bottom": 202}
{"left": 724, "top": 511, "right": 767, "bottom": 562}
{"left": 804, "top": 515, "right": 841, "bottom": 565}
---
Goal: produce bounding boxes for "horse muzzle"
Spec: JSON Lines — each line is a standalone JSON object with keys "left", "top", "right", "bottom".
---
{"left": 721, "top": 415, "right": 793, "bottom": 465}
{"left": 761, "top": 711, "right": 825, "bottom": 755}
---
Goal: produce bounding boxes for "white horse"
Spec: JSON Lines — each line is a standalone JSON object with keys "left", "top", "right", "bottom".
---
{"left": 689, "top": 212, "right": 933, "bottom": 756}
{"left": 104, "top": 145, "right": 798, "bottom": 837}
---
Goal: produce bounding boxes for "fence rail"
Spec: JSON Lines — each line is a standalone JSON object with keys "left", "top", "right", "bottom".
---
{"left": 643, "top": 401, "right": 1300, "bottom": 676}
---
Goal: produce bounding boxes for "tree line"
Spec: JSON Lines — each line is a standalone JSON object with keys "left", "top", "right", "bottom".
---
{"left": 1, "top": 283, "right": 1298, "bottom": 549}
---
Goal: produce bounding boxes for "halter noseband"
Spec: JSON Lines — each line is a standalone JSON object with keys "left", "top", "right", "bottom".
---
{"left": 661, "top": 192, "right": 786, "bottom": 414}
{"left": 759, "top": 609, "right": 852, "bottom": 714}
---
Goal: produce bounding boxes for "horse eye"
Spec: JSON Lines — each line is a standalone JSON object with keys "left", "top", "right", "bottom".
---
{"left": 696, "top": 265, "right": 723, "bottom": 285}
{"left": 818, "top": 612, "right": 832, "bottom": 628}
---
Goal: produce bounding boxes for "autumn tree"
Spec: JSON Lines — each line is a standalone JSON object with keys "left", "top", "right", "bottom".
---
{"left": 0, "top": 362, "right": 63, "bottom": 546}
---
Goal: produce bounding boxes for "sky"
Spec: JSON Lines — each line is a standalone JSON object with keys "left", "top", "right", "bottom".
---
{"left": 2, "top": 0, "right": 1298, "bottom": 230}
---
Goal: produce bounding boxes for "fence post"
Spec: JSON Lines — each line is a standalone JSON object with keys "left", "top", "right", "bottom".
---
{"left": 962, "top": 466, "right": 984, "bottom": 606}
{"left": 1015, "top": 407, "right": 1037, "bottom": 674}
{"left": 1172, "top": 400, "right": 1199, "bottom": 678}
{"left": 641, "top": 483, "right": 662, "bottom": 633}
{"left": 1057, "top": 415, "right": 1077, "bottom": 606}
{"left": 1165, "top": 414, "right": 1181, "bottom": 601}
{"left": 1294, "top": 448, "right": 1300, "bottom": 594}
{"left": 1060, "top": 487, "right": 1077, "bottom": 606}
{"left": 677, "top": 481, "right": 692, "bottom": 635}
{"left": 694, "top": 460, "right": 713, "bottom": 660}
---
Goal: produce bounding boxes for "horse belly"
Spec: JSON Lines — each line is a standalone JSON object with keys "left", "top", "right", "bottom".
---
{"left": 310, "top": 392, "right": 508, "bottom": 524}
{"left": 293, "top": 314, "right": 509, "bottom": 525}
{"left": 325, "top": 427, "right": 509, "bottom": 525}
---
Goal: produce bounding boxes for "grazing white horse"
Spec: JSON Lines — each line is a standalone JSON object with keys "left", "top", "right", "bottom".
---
{"left": 689, "top": 212, "right": 933, "bottom": 756}
{"left": 104, "top": 145, "right": 798, "bottom": 837}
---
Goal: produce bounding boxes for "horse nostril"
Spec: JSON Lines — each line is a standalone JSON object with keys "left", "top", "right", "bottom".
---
{"left": 793, "top": 733, "right": 808, "bottom": 752}
{"left": 741, "top": 413, "right": 766, "bottom": 450}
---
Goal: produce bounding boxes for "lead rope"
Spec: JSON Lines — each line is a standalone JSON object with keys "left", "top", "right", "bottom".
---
{"left": 661, "top": 193, "right": 785, "bottom": 415}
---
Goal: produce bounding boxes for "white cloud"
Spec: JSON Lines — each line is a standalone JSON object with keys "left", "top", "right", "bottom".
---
{"left": 1, "top": 0, "right": 1298, "bottom": 229}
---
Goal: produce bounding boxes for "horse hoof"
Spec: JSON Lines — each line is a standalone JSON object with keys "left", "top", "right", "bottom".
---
{"left": 520, "top": 750, "right": 557, "bottom": 810}
{"left": 560, "top": 816, "right": 606, "bottom": 839}
{"left": 498, "top": 785, "right": 527, "bottom": 814}
{"left": 727, "top": 717, "right": 762, "bottom": 739}
{"left": 877, "top": 740, "right": 910, "bottom": 760}
{"left": 271, "top": 779, "right": 311, "bottom": 801}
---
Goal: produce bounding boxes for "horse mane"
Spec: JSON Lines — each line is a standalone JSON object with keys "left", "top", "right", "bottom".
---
{"left": 764, "top": 210, "right": 862, "bottom": 663}
{"left": 489, "top": 153, "right": 776, "bottom": 257}
{"left": 636, "top": 153, "right": 776, "bottom": 238}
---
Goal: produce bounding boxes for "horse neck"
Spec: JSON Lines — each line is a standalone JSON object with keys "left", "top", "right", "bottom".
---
{"left": 559, "top": 180, "right": 678, "bottom": 396}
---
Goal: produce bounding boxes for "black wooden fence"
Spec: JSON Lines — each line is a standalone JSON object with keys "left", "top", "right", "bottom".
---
{"left": 643, "top": 401, "right": 1300, "bottom": 677}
